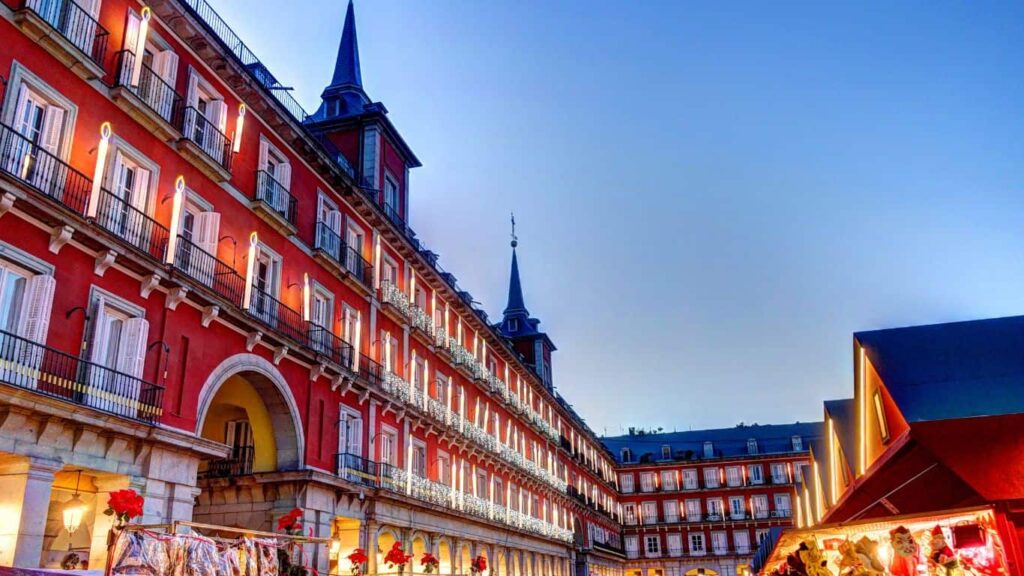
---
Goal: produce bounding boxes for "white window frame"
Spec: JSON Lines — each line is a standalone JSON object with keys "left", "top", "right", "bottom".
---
{"left": 682, "top": 468, "right": 698, "bottom": 490}
{"left": 689, "top": 532, "right": 705, "bottom": 556}
{"left": 1, "top": 61, "right": 78, "bottom": 160}
{"left": 619, "top": 473, "right": 634, "bottom": 493}
{"left": 703, "top": 467, "right": 720, "bottom": 488}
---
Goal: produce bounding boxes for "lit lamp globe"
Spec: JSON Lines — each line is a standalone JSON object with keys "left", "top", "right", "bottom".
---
{"left": 62, "top": 494, "right": 87, "bottom": 536}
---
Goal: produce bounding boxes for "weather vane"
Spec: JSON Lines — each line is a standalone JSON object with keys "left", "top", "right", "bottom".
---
{"left": 510, "top": 212, "right": 518, "bottom": 248}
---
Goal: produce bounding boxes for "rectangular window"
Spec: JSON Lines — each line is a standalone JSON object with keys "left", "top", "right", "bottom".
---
{"left": 437, "top": 452, "right": 450, "bottom": 485}
{"left": 726, "top": 466, "right": 743, "bottom": 487}
{"left": 706, "top": 498, "right": 723, "bottom": 520}
{"left": 774, "top": 493, "right": 792, "bottom": 517}
{"left": 873, "top": 389, "right": 890, "bottom": 442}
{"left": 661, "top": 445, "right": 672, "bottom": 460}
{"left": 685, "top": 499, "right": 701, "bottom": 522}
{"left": 711, "top": 531, "right": 728, "bottom": 555}
{"left": 337, "top": 408, "right": 362, "bottom": 459}
{"left": 703, "top": 467, "right": 720, "bottom": 489}
{"left": 703, "top": 441, "right": 715, "bottom": 458}
{"left": 748, "top": 464, "right": 764, "bottom": 484}
{"left": 184, "top": 69, "right": 227, "bottom": 162}
{"left": 747, "top": 438, "right": 758, "bottom": 454}
{"left": 752, "top": 494, "right": 769, "bottom": 519}
{"left": 682, "top": 469, "right": 698, "bottom": 490}
{"left": 623, "top": 503, "right": 637, "bottom": 525}
{"left": 729, "top": 496, "right": 746, "bottom": 519}
{"left": 639, "top": 471, "right": 655, "bottom": 492}
{"left": 792, "top": 435, "right": 804, "bottom": 451}
{"left": 641, "top": 501, "right": 658, "bottom": 525}
{"left": 770, "top": 463, "right": 788, "bottom": 484}
{"left": 0, "top": 252, "right": 58, "bottom": 383}
{"left": 689, "top": 533, "right": 705, "bottom": 555}
{"left": 662, "top": 500, "right": 679, "bottom": 523}
{"left": 360, "top": 127, "right": 379, "bottom": 189}
{"left": 667, "top": 534, "right": 682, "bottom": 557}
{"left": 734, "top": 530, "right": 751, "bottom": 554}
{"left": 644, "top": 535, "right": 660, "bottom": 557}
{"left": 624, "top": 535, "right": 639, "bottom": 559}
{"left": 620, "top": 473, "right": 634, "bottom": 493}
{"left": 412, "top": 441, "right": 426, "bottom": 478}
{"left": 756, "top": 529, "right": 771, "bottom": 545}
{"left": 660, "top": 470, "right": 677, "bottom": 491}
{"left": 85, "top": 290, "right": 148, "bottom": 417}
{"left": 379, "top": 427, "right": 397, "bottom": 465}
{"left": 383, "top": 172, "right": 399, "bottom": 215}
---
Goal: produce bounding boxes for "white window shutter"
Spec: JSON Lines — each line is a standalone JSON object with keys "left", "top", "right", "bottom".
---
{"left": 17, "top": 274, "right": 56, "bottom": 344}
{"left": 212, "top": 100, "right": 228, "bottom": 134}
{"left": 278, "top": 161, "right": 291, "bottom": 191}
{"left": 351, "top": 417, "right": 363, "bottom": 456}
{"left": 185, "top": 69, "right": 199, "bottom": 108}
{"left": 195, "top": 211, "right": 220, "bottom": 256}
{"left": 131, "top": 167, "right": 150, "bottom": 213}
{"left": 328, "top": 210, "right": 342, "bottom": 235}
{"left": 88, "top": 296, "right": 109, "bottom": 364}
{"left": 258, "top": 140, "right": 269, "bottom": 172}
{"left": 124, "top": 11, "right": 140, "bottom": 53}
{"left": 13, "top": 84, "right": 29, "bottom": 129}
{"left": 39, "top": 106, "right": 64, "bottom": 156}
{"left": 111, "top": 150, "right": 127, "bottom": 194}
{"left": 118, "top": 317, "right": 149, "bottom": 379}
{"left": 155, "top": 50, "right": 179, "bottom": 84}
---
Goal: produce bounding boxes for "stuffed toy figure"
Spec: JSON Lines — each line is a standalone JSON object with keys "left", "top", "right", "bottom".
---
{"left": 928, "top": 526, "right": 963, "bottom": 576}
{"left": 796, "top": 539, "right": 832, "bottom": 576}
{"left": 889, "top": 526, "right": 921, "bottom": 576}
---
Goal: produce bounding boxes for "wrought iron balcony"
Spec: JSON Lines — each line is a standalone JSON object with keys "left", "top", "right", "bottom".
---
{"left": 93, "top": 187, "right": 170, "bottom": 262}
{"left": 14, "top": 0, "right": 109, "bottom": 76}
{"left": 410, "top": 306, "right": 434, "bottom": 338}
{"left": 380, "top": 280, "right": 412, "bottom": 318}
{"left": 172, "top": 235, "right": 246, "bottom": 307}
{"left": 254, "top": 170, "right": 297, "bottom": 229}
{"left": 308, "top": 324, "right": 354, "bottom": 370}
{"left": 313, "top": 222, "right": 373, "bottom": 288}
{"left": 0, "top": 328, "right": 163, "bottom": 423}
{"left": 355, "top": 353, "right": 383, "bottom": 388}
{"left": 0, "top": 122, "right": 91, "bottom": 216}
{"left": 112, "top": 50, "right": 184, "bottom": 138}
{"left": 246, "top": 285, "right": 307, "bottom": 345}
{"left": 181, "top": 106, "right": 232, "bottom": 176}
{"left": 200, "top": 445, "right": 254, "bottom": 479}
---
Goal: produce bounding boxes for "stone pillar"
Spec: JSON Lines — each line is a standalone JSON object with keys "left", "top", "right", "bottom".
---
{"left": 364, "top": 521, "right": 379, "bottom": 576}
{"left": 88, "top": 475, "right": 134, "bottom": 570}
{"left": 0, "top": 457, "right": 62, "bottom": 568}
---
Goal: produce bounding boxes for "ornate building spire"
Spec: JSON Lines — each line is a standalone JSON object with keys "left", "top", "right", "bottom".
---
{"left": 331, "top": 0, "right": 362, "bottom": 89}
{"left": 504, "top": 213, "right": 530, "bottom": 319}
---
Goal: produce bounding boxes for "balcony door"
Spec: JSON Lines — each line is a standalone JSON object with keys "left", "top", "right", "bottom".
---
{"left": 185, "top": 71, "right": 226, "bottom": 162}
{"left": 6, "top": 83, "right": 67, "bottom": 195}
{"left": 224, "top": 419, "right": 254, "bottom": 475}
{"left": 316, "top": 194, "right": 341, "bottom": 257}
{"left": 345, "top": 222, "right": 364, "bottom": 275}
{"left": 258, "top": 140, "right": 291, "bottom": 214}
{"left": 0, "top": 259, "right": 54, "bottom": 390}
{"left": 85, "top": 294, "right": 147, "bottom": 417}
{"left": 108, "top": 150, "right": 151, "bottom": 247}
{"left": 250, "top": 248, "right": 279, "bottom": 326}
{"left": 178, "top": 199, "right": 220, "bottom": 286}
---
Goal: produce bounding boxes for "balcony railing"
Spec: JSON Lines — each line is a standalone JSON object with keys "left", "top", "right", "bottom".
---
{"left": 200, "top": 445, "right": 254, "bottom": 479}
{"left": 313, "top": 222, "right": 373, "bottom": 288}
{"left": 410, "top": 306, "right": 434, "bottom": 337}
{"left": 172, "top": 235, "right": 246, "bottom": 307}
{"left": 182, "top": 106, "right": 231, "bottom": 171}
{"left": 308, "top": 324, "right": 354, "bottom": 370}
{"left": 255, "top": 170, "right": 297, "bottom": 224}
{"left": 0, "top": 328, "right": 163, "bottom": 423}
{"left": 334, "top": 452, "right": 572, "bottom": 543}
{"left": 18, "top": 0, "right": 109, "bottom": 69}
{"left": 114, "top": 50, "right": 184, "bottom": 125}
{"left": 0, "top": 122, "right": 91, "bottom": 215}
{"left": 93, "top": 187, "right": 169, "bottom": 262}
{"left": 380, "top": 281, "right": 412, "bottom": 318}
{"left": 246, "top": 285, "right": 306, "bottom": 345}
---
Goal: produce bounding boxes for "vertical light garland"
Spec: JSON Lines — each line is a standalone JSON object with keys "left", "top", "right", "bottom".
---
{"left": 373, "top": 236, "right": 381, "bottom": 288}
{"left": 859, "top": 345, "right": 867, "bottom": 475}
{"left": 302, "top": 273, "right": 311, "bottom": 321}
{"left": 384, "top": 333, "right": 392, "bottom": 373}
{"left": 232, "top": 104, "right": 246, "bottom": 153}
{"left": 795, "top": 493, "right": 803, "bottom": 528}
{"left": 813, "top": 460, "right": 825, "bottom": 521}
{"left": 164, "top": 175, "right": 185, "bottom": 265}
{"left": 130, "top": 7, "right": 151, "bottom": 87}
{"left": 242, "top": 232, "right": 258, "bottom": 309}
{"left": 828, "top": 417, "right": 838, "bottom": 504}
{"left": 87, "top": 122, "right": 112, "bottom": 219}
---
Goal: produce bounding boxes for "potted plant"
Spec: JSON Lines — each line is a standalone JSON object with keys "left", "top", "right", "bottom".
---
{"left": 103, "top": 488, "right": 144, "bottom": 547}
{"left": 384, "top": 541, "right": 413, "bottom": 574}
{"left": 421, "top": 552, "right": 439, "bottom": 574}
{"left": 348, "top": 547, "right": 369, "bottom": 576}
{"left": 277, "top": 508, "right": 309, "bottom": 576}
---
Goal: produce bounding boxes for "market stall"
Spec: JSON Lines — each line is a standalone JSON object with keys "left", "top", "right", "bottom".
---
{"left": 753, "top": 506, "right": 1009, "bottom": 576}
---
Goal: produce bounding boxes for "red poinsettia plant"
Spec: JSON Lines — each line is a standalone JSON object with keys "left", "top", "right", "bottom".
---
{"left": 277, "top": 508, "right": 304, "bottom": 535}
{"left": 104, "top": 489, "right": 144, "bottom": 527}
{"left": 347, "top": 548, "right": 368, "bottom": 576}
{"left": 420, "top": 552, "right": 439, "bottom": 574}
{"left": 470, "top": 555, "right": 487, "bottom": 575}
{"left": 384, "top": 541, "right": 413, "bottom": 572}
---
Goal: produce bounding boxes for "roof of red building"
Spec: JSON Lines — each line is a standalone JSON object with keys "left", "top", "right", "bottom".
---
{"left": 602, "top": 421, "right": 822, "bottom": 464}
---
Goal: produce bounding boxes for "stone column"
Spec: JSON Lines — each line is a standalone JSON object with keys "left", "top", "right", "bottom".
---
{"left": 87, "top": 475, "right": 135, "bottom": 570}
{"left": 0, "top": 457, "right": 62, "bottom": 568}
{"left": 364, "top": 521, "right": 379, "bottom": 576}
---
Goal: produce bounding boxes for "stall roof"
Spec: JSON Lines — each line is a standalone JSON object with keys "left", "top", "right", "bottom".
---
{"left": 855, "top": 315, "right": 1024, "bottom": 423}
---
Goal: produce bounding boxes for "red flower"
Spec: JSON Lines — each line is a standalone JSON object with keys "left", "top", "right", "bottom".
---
{"left": 421, "top": 552, "right": 439, "bottom": 573}
{"left": 471, "top": 555, "right": 487, "bottom": 574}
{"left": 105, "top": 489, "right": 144, "bottom": 524}
{"left": 384, "top": 542, "right": 413, "bottom": 569}
{"left": 277, "top": 508, "right": 304, "bottom": 534}
{"left": 347, "top": 548, "right": 369, "bottom": 565}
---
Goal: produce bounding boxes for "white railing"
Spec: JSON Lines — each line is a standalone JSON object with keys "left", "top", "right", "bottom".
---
{"left": 411, "top": 306, "right": 434, "bottom": 336}
{"left": 381, "top": 281, "right": 412, "bottom": 318}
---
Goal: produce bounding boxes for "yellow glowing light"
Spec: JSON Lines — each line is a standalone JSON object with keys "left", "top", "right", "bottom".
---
{"left": 62, "top": 495, "right": 87, "bottom": 536}
{"left": 803, "top": 486, "right": 814, "bottom": 526}
{"left": 813, "top": 460, "right": 825, "bottom": 520}
{"left": 165, "top": 176, "right": 185, "bottom": 264}
{"left": 302, "top": 273, "right": 311, "bottom": 321}
{"left": 373, "top": 236, "right": 381, "bottom": 288}
{"left": 87, "top": 122, "right": 112, "bottom": 219}
{"left": 242, "top": 232, "right": 258, "bottom": 309}
{"left": 795, "top": 493, "right": 803, "bottom": 528}
{"left": 828, "top": 417, "right": 838, "bottom": 505}
{"left": 232, "top": 104, "right": 246, "bottom": 153}
{"left": 130, "top": 7, "right": 152, "bottom": 87}
{"left": 353, "top": 310, "right": 362, "bottom": 372}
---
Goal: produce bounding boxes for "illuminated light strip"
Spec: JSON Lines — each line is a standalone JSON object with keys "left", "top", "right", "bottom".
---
{"left": 828, "top": 417, "right": 838, "bottom": 504}
{"left": 813, "top": 460, "right": 825, "bottom": 520}
{"left": 232, "top": 104, "right": 246, "bottom": 153}
{"left": 302, "top": 273, "right": 311, "bottom": 321}
{"left": 165, "top": 176, "right": 185, "bottom": 265}
{"left": 353, "top": 310, "right": 362, "bottom": 372}
{"left": 803, "top": 485, "right": 814, "bottom": 526}
{"left": 86, "top": 122, "right": 112, "bottom": 219}
{"left": 242, "top": 232, "right": 258, "bottom": 309}
{"left": 859, "top": 345, "right": 866, "bottom": 475}
{"left": 130, "top": 7, "right": 152, "bottom": 87}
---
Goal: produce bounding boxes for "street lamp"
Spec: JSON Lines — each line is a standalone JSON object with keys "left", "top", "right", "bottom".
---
{"left": 62, "top": 470, "right": 87, "bottom": 539}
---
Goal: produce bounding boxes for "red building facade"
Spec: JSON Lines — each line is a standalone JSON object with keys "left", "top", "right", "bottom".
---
{"left": 0, "top": 0, "right": 621, "bottom": 573}
{"left": 602, "top": 424, "right": 820, "bottom": 576}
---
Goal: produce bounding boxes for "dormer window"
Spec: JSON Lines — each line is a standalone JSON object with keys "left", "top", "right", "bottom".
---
{"left": 507, "top": 318, "right": 519, "bottom": 332}
{"left": 621, "top": 448, "right": 633, "bottom": 463}
{"left": 791, "top": 435, "right": 803, "bottom": 451}
{"left": 703, "top": 441, "right": 714, "bottom": 458}
{"left": 747, "top": 438, "right": 758, "bottom": 454}
{"left": 661, "top": 445, "right": 671, "bottom": 460}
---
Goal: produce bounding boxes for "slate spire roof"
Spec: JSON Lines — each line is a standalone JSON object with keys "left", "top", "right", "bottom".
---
{"left": 504, "top": 247, "right": 529, "bottom": 319}
{"left": 331, "top": 0, "right": 362, "bottom": 89}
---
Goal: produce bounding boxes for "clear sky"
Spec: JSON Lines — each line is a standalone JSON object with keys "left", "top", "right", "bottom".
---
{"left": 213, "top": 0, "right": 1024, "bottom": 435}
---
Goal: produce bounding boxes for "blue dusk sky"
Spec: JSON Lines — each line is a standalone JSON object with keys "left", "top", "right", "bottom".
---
{"left": 214, "top": 0, "right": 1024, "bottom": 434}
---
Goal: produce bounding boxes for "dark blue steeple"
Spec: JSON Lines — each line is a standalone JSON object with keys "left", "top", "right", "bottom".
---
{"left": 310, "top": 0, "right": 371, "bottom": 121}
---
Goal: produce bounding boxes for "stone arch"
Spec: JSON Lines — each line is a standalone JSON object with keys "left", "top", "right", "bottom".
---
{"left": 496, "top": 548, "right": 507, "bottom": 576}
{"left": 411, "top": 533, "right": 429, "bottom": 570}
{"left": 196, "top": 353, "right": 305, "bottom": 470}
{"left": 459, "top": 541, "right": 473, "bottom": 575}
{"left": 437, "top": 537, "right": 454, "bottom": 575}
